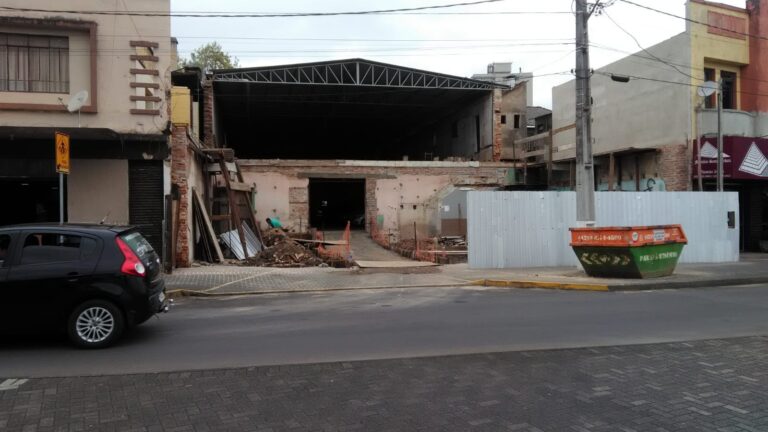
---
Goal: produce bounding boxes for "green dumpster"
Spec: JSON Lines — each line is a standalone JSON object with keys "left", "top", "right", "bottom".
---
{"left": 569, "top": 225, "right": 687, "bottom": 278}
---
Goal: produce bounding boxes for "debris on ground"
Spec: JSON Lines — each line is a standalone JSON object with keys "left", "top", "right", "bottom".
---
{"left": 243, "top": 229, "right": 323, "bottom": 267}
{"left": 439, "top": 236, "right": 467, "bottom": 248}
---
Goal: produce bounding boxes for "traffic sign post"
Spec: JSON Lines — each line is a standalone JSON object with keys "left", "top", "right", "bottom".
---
{"left": 55, "top": 131, "right": 70, "bottom": 224}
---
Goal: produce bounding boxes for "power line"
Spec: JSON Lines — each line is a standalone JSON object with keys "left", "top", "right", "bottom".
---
{"left": 590, "top": 43, "right": 768, "bottom": 86}
{"left": 594, "top": 70, "right": 768, "bottom": 99}
{"left": 0, "top": 1, "right": 568, "bottom": 18}
{"left": 619, "top": 0, "right": 768, "bottom": 42}
{"left": 601, "top": 9, "right": 699, "bottom": 81}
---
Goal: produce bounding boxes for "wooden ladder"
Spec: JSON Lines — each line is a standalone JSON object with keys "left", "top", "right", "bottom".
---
{"left": 204, "top": 149, "right": 263, "bottom": 258}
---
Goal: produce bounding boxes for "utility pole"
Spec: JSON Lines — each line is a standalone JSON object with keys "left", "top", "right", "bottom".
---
{"left": 716, "top": 79, "right": 724, "bottom": 192}
{"left": 575, "top": 0, "right": 596, "bottom": 225}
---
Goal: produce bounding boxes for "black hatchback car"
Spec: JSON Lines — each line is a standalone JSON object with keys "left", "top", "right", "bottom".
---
{"left": 0, "top": 224, "right": 168, "bottom": 348}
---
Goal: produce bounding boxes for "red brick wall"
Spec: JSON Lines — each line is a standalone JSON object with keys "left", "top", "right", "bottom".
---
{"left": 170, "top": 125, "right": 191, "bottom": 267}
{"left": 365, "top": 179, "right": 378, "bottom": 232}
{"left": 492, "top": 89, "right": 503, "bottom": 162}
{"left": 202, "top": 80, "right": 215, "bottom": 147}
{"left": 657, "top": 144, "right": 690, "bottom": 191}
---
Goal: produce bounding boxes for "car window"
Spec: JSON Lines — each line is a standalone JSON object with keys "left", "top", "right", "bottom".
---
{"left": 0, "top": 234, "right": 11, "bottom": 267}
{"left": 120, "top": 231, "right": 155, "bottom": 261}
{"left": 20, "top": 233, "right": 83, "bottom": 265}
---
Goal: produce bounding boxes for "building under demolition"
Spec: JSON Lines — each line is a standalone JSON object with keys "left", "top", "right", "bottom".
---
{"left": 170, "top": 59, "right": 527, "bottom": 266}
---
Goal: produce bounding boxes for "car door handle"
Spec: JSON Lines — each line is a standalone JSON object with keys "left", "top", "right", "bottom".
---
{"left": 67, "top": 272, "right": 80, "bottom": 282}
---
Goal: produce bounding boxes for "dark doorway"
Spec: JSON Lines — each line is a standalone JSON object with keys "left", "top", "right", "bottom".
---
{"left": 0, "top": 178, "right": 61, "bottom": 226}
{"left": 309, "top": 179, "right": 366, "bottom": 230}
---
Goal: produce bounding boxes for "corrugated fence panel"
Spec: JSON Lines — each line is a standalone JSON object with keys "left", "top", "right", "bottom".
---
{"left": 468, "top": 191, "right": 739, "bottom": 269}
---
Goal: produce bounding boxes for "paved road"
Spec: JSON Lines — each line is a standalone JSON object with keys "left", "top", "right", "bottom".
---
{"left": 2, "top": 338, "right": 768, "bottom": 431}
{"left": 2, "top": 284, "right": 768, "bottom": 377}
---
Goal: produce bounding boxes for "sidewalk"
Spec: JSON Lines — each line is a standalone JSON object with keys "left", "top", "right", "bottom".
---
{"left": 165, "top": 253, "right": 768, "bottom": 296}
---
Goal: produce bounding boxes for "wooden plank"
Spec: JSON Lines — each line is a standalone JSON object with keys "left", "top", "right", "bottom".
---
{"left": 229, "top": 181, "right": 253, "bottom": 192}
{"left": 130, "top": 54, "right": 159, "bottom": 62}
{"left": 236, "top": 160, "right": 264, "bottom": 245}
{"left": 130, "top": 95, "right": 162, "bottom": 102}
{"left": 130, "top": 82, "right": 160, "bottom": 89}
{"left": 293, "top": 239, "right": 349, "bottom": 246}
{"left": 206, "top": 162, "right": 237, "bottom": 172}
{"left": 130, "top": 68, "right": 160, "bottom": 76}
{"left": 130, "top": 40, "right": 160, "bottom": 48}
{"left": 219, "top": 159, "right": 250, "bottom": 259}
{"left": 192, "top": 188, "right": 225, "bottom": 262}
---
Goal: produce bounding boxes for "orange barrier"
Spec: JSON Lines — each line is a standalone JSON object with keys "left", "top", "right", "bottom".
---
{"left": 317, "top": 221, "right": 352, "bottom": 263}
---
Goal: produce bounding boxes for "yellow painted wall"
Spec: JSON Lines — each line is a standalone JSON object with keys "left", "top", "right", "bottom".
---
{"left": 171, "top": 87, "right": 191, "bottom": 125}
{"left": 688, "top": 1, "right": 749, "bottom": 138}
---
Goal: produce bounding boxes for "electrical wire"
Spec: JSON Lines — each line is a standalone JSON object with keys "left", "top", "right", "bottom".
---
{"left": 590, "top": 43, "right": 768, "bottom": 86}
{"left": 619, "top": 0, "right": 768, "bottom": 42}
{"left": 601, "top": 9, "right": 699, "bottom": 81}
{"left": 594, "top": 70, "right": 768, "bottom": 99}
{"left": 0, "top": 1, "right": 570, "bottom": 18}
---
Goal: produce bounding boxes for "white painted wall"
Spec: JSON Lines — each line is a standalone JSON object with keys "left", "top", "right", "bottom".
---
{"left": 67, "top": 159, "right": 129, "bottom": 224}
{"left": 0, "top": 0, "right": 171, "bottom": 133}
{"left": 468, "top": 191, "right": 739, "bottom": 268}
{"left": 552, "top": 34, "right": 691, "bottom": 161}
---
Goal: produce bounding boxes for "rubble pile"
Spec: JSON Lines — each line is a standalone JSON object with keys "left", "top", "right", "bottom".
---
{"left": 246, "top": 229, "right": 323, "bottom": 267}
{"left": 438, "top": 236, "right": 467, "bottom": 248}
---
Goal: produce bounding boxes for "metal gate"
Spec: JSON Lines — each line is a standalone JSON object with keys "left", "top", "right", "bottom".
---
{"left": 129, "top": 160, "right": 164, "bottom": 253}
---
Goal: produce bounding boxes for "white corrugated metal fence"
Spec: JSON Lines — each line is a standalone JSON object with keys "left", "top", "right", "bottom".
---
{"left": 468, "top": 191, "right": 739, "bottom": 268}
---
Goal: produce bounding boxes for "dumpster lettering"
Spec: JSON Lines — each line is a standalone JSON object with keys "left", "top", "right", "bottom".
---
{"left": 579, "top": 252, "right": 631, "bottom": 266}
{"left": 575, "top": 234, "right": 625, "bottom": 243}
{"left": 637, "top": 251, "right": 679, "bottom": 262}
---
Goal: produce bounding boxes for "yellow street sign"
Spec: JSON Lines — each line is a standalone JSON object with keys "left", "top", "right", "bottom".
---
{"left": 55, "top": 131, "right": 70, "bottom": 174}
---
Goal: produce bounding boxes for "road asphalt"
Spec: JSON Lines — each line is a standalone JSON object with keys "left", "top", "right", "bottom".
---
{"left": 2, "top": 283, "right": 768, "bottom": 378}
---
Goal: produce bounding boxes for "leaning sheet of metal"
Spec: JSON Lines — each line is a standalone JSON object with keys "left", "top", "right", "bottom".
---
{"left": 220, "top": 223, "right": 263, "bottom": 259}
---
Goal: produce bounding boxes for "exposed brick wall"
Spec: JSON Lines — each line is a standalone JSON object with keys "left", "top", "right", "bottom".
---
{"left": 657, "top": 143, "right": 690, "bottom": 191}
{"left": 202, "top": 80, "right": 215, "bottom": 147}
{"left": 365, "top": 178, "right": 377, "bottom": 232}
{"left": 492, "top": 89, "right": 503, "bottom": 162}
{"left": 239, "top": 161, "right": 513, "bottom": 183}
{"left": 170, "top": 125, "right": 191, "bottom": 267}
{"left": 288, "top": 187, "right": 309, "bottom": 231}
{"left": 240, "top": 161, "right": 514, "bottom": 237}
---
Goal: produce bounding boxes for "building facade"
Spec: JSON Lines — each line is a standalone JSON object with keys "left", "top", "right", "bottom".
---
{"left": 0, "top": 1, "right": 172, "bottom": 251}
{"left": 551, "top": 0, "right": 768, "bottom": 251}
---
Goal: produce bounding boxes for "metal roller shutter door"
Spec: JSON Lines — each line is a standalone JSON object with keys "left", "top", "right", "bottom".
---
{"left": 128, "top": 160, "right": 164, "bottom": 254}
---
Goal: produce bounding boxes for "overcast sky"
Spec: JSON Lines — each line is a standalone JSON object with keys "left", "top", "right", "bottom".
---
{"left": 170, "top": 0, "right": 745, "bottom": 108}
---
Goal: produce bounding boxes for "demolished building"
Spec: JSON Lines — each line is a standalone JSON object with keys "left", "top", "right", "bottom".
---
{"left": 170, "top": 59, "right": 526, "bottom": 267}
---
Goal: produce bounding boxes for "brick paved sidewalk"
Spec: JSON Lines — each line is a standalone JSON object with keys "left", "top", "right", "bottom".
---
{"left": 165, "top": 254, "right": 768, "bottom": 296}
{"left": 2, "top": 337, "right": 768, "bottom": 431}
{"left": 165, "top": 265, "right": 467, "bottom": 295}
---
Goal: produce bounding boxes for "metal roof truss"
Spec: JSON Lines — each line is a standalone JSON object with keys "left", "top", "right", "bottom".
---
{"left": 214, "top": 60, "right": 496, "bottom": 90}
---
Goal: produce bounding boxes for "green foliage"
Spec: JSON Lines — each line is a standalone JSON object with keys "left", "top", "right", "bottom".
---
{"left": 180, "top": 42, "right": 239, "bottom": 72}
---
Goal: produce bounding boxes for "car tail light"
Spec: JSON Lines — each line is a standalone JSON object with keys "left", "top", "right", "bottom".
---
{"left": 116, "top": 237, "right": 146, "bottom": 277}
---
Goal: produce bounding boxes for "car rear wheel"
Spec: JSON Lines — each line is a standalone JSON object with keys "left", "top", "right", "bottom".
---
{"left": 67, "top": 300, "right": 125, "bottom": 349}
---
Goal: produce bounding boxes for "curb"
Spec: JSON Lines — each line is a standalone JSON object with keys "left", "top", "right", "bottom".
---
{"left": 166, "top": 282, "right": 469, "bottom": 298}
{"left": 166, "top": 276, "right": 768, "bottom": 298}
{"left": 471, "top": 279, "right": 610, "bottom": 291}
{"left": 472, "top": 276, "right": 768, "bottom": 292}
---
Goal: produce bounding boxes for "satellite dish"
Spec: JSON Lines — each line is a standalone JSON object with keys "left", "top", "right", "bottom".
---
{"left": 67, "top": 90, "right": 89, "bottom": 112}
{"left": 697, "top": 81, "right": 718, "bottom": 97}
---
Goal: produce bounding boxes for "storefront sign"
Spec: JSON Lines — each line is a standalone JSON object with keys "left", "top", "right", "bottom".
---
{"left": 694, "top": 137, "right": 768, "bottom": 180}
